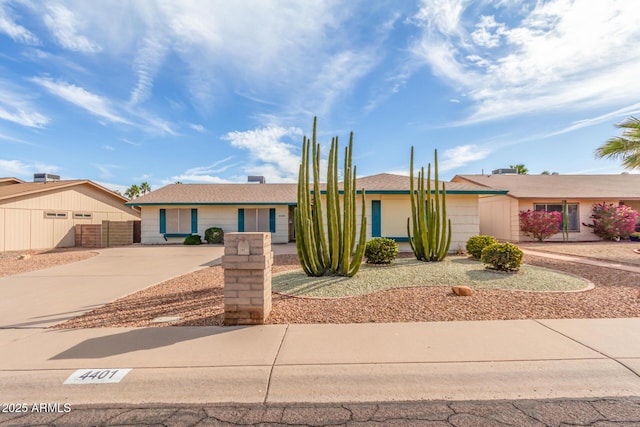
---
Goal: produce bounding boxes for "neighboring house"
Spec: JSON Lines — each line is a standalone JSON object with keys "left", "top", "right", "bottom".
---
{"left": 452, "top": 173, "right": 640, "bottom": 242}
{"left": 0, "top": 176, "right": 141, "bottom": 251}
{"left": 128, "top": 174, "right": 504, "bottom": 251}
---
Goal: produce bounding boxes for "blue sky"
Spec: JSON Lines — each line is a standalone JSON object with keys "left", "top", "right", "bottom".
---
{"left": 1, "top": 0, "right": 639, "bottom": 193}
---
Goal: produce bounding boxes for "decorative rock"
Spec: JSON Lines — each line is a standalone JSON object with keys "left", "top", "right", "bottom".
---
{"left": 452, "top": 285, "right": 474, "bottom": 296}
{"left": 18, "top": 254, "right": 31, "bottom": 260}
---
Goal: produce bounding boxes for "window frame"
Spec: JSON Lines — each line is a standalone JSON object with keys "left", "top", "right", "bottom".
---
{"left": 533, "top": 203, "right": 580, "bottom": 232}
{"left": 44, "top": 211, "right": 68, "bottom": 219}
{"left": 73, "top": 212, "right": 93, "bottom": 219}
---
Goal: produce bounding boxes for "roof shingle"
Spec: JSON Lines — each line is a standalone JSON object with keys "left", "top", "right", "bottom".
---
{"left": 128, "top": 174, "right": 502, "bottom": 205}
{"left": 453, "top": 174, "right": 640, "bottom": 199}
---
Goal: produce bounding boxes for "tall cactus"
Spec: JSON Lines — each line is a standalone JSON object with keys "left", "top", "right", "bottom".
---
{"left": 407, "top": 147, "right": 452, "bottom": 261}
{"left": 295, "top": 117, "right": 367, "bottom": 277}
{"left": 561, "top": 199, "right": 569, "bottom": 242}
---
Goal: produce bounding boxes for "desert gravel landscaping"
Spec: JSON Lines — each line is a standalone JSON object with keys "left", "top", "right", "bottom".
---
{"left": 0, "top": 248, "right": 97, "bottom": 277}
{"left": 273, "top": 257, "right": 590, "bottom": 297}
{"left": 55, "top": 243, "right": 640, "bottom": 328}
{"left": 520, "top": 241, "right": 640, "bottom": 265}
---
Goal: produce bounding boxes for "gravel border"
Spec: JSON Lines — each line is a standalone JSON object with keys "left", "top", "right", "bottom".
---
{"left": 519, "top": 241, "right": 640, "bottom": 266}
{"left": 0, "top": 248, "right": 98, "bottom": 277}
{"left": 272, "top": 257, "right": 591, "bottom": 298}
{"left": 55, "top": 252, "right": 638, "bottom": 328}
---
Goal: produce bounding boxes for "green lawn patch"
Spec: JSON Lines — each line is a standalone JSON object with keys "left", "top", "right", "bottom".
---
{"left": 272, "top": 256, "right": 589, "bottom": 298}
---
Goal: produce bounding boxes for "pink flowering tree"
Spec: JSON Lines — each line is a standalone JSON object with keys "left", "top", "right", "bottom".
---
{"left": 519, "top": 210, "right": 562, "bottom": 241}
{"left": 583, "top": 203, "right": 639, "bottom": 240}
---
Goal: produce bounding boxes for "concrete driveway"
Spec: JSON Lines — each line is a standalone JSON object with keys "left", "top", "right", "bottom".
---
{"left": 0, "top": 245, "right": 225, "bottom": 328}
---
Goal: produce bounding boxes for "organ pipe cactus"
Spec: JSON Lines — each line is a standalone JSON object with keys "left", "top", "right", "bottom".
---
{"left": 561, "top": 199, "right": 570, "bottom": 242}
{"left": 295, "top": 117, "right": 367, "bottom": 277}
{"left": 407, "top": 147, "right": 452, "bottom": 261}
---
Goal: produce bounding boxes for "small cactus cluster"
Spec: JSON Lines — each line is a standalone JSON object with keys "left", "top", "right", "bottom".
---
{"left": 295, "top": 118, "right": 367, "bottom": 277}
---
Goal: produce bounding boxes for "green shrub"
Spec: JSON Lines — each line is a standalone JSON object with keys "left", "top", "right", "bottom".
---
{"left": 466, "top": 235, "right": 498, "bottom": 259}
{"left": 365, "top": 237, "right": 399, "bottom": 264}
{"left": 204, "top": 227, "right": 224, "bottom": 244}
{"left": 184, "top": 234, "right": 202, "bottom": 245}
{"left": 480, "top": 242, "right": 523, "bottom": 272}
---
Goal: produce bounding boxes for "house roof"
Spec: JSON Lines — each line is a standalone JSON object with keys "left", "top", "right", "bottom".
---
{"left": 0, "top": 177, "right": 25, "bottom": 186}
{"left": 127, "top": 173, "right": 504, "bottom": 206}
{"left": 453, "top": 174, "right": 640, "bottom": 199}
{"left": 0, "top": 179, "right": 134, "bottom": 205}
{"left": 346, "top": 173, "right": 505, "bottom": 194}
{"left": 127, "top": 183, "right": 299, "bottom": 205}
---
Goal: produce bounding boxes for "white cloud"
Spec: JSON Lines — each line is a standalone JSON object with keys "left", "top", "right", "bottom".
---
{"left": 101, "top": 144, "right": 115, "bottom": 151}
{"left": 439, "top": 144, "right": 491, "bottom": 172}
{"left": 91, "top": 163, "right": 121, "bottom": 179}
{"left": 43, "top": 4, "right": 101, "bottom": 53}
{"left": 129, "top": 33, "right": 169, "bottom": 105}
{"left": 31, "top": 77, "right": 131, "bottom": 124}
{"left": 0, "top": 159, "right": 59, "bottom": 178}
{"left": 168, "top": 174, "right": 234, "bottom": 184}
{"left": 471, "top": 15, "right": 506, "bottom": 48}
{"left": 544, "top": 102, "right": 640, "bottom": 138}
{"left": 0, "top": 83, "right": 50, "bottom": 128}
{"left": 223, "top": 126, "right": 302, "bottom": 183}
{"left": 0, "top": 2, "right": 39, "bottom": 45}
{"left": 168, "top": 157, "right": 242, "bottom": 184}
{"left": 188, "top": 123, "right": 205, "bottom": 133}
{"left": 0, "top": 132, "right": 29, "bottom": 144}
{"left": 411, "top": 0, "right": 640, "bottom": 124}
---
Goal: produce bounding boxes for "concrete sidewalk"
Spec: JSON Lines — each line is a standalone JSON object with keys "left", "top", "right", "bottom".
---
{"left": 1, "top": 318, "right": 639, "bottom": 405}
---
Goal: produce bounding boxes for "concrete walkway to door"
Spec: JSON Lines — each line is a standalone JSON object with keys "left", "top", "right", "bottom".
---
{"left": 0, "top": 245, "right": 225, "bottom": 329}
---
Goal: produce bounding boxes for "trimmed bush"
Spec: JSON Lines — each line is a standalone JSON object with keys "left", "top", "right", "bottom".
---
{"left": 519, "top": 210, "right": 561, "bottom": 241}
{"left": 465, "top": 235, "right": 498, "bottom": 259}
{"left": 204, "top": 227, "right": 224, "bottom": 244}
{"left": 184, "top": 234, "right": 202, "bottom": 245}
{"left": 582, "top": 203, "right": 639, "bottom": 240}
{"left": 365, "top": 237, "right": 399, "bottom": 264}
{"left": 481, "top": 242, "right": 523, "bottom": 272}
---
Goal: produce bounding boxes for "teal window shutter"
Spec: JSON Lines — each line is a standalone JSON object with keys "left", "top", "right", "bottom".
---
{"left": 269, "top": 208, "right": 276, "bottom": 233}
{"left": 159, "top": 209, "right": 166, "bottom": 233}
{"left": 371, "top": 200, "right": 381, "bottom": 237}
{"left": 238, "top": 209, "right": 245, "bottom": 232}
{"left": 191, "top": 209, "right": 198, "bottom": 234}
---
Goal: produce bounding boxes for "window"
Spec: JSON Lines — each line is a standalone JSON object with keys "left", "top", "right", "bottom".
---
{"left": 238, "top": 208, "right": 276, "bottom": 233}
{"left": 534, "top": 203, "right": 579, "bottom": 232}
{"left": 159, "top": 208, "right": 197, "bottom": 234}
{"left": 73, "top": 212, "right": 93, "bottom": 219}
{"left": 44, "top": 211, "right": 67, "bottom": 219}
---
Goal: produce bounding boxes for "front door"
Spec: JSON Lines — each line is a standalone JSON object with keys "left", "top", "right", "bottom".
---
{"left": 288, "top": 205, "right": 296, "bottom": 242}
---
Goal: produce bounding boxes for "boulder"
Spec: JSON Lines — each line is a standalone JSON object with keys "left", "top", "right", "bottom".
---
{"left": 17, "top": 254, "right": 31, "bottom": 260}
{"left": 452, "top": 285, "right": 474, "bottom": 296}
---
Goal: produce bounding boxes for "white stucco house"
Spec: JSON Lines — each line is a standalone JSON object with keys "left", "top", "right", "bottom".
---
{"left": 127, "top": 174, "right": 504, "bottom": 251}
{"left": 452, "top": 173, "right": 640, "bottom": 242}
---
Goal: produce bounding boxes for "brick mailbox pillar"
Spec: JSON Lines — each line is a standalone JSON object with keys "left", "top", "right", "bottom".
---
{"left": 222, "top": 232, "right": 273, "bottom": 325}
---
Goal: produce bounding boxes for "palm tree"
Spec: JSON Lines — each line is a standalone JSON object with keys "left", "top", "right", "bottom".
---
{"left": 124, "top": 184, "right": 140, "bottom": 200}
{"left": 595, "top": 117, "right": 640, "bottom": 170}
{"left": 140, "top": 182, "right": 151, "bottom": 195}
{"left": 509, "top": 164, "right": 528, "bottom": 175}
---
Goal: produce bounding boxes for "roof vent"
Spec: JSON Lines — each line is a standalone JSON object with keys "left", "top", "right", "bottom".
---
{"left": 34, "top": 173, "right": 60, "bottom": 182}
{"left": 248, "top": 176, "right": 266, "bottom": 184}
{"left": 491, "top": 168, "right": 518, "bottom": 175}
